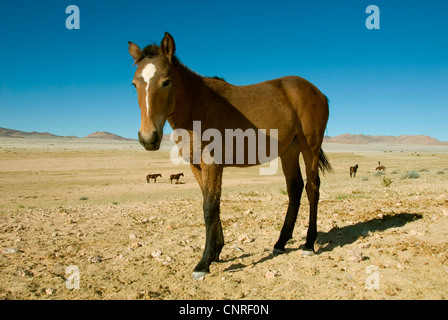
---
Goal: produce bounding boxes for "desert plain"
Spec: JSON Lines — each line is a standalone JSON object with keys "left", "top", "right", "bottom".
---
{"left": 1, "top": 136, "right": 448, "bottom": 300}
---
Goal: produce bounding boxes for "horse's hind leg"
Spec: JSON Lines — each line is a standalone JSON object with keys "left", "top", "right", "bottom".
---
{"left": 302, "top": 147, "right": 321, "bottom": 255}
{"left": 273, "top": 139, "right": 304, "bottom": 254}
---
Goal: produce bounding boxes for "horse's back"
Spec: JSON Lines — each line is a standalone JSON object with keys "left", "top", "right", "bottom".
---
{"left": 203, "top": 75, "right": 329, "bottom": 157}
{"left": 205, "top": 75, "right": 327, "bottom": 122}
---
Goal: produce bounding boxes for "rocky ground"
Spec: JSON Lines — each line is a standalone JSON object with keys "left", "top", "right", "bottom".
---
{"left": 1, "top": 138, "right": 447, "bottom": 299}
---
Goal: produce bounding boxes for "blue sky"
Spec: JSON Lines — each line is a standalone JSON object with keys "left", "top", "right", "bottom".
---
{"left": 1, "top": 0, "right": 447, "bottom": 141}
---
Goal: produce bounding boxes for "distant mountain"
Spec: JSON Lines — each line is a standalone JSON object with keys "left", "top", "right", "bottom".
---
{"left": 324, "top": 134, "right": 448, "bottom": 145}
{"left": 0, "top": 127, "right": 135, "bottom": 141}
{"left": 84, "top": 131, "right": 134, "bottom": 141}
{"left": 0, "top": 127, "right": 65, "bottom": 139}
{"left": 1, "top": 127, "right": 446, "bottom": 145}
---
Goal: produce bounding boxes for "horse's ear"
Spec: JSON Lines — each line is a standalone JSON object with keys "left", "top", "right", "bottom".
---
{"left": 128, "top": 41, "right": 142, "bottom": 64}
{"left": 161, "top": 32, "right": 175, "bottom": 62}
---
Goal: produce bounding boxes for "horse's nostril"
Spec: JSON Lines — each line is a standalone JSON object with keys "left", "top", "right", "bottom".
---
{"left": 138, "top": 131, "right": 161, "bottom": 150}
{"left": 150, "top": 131, "right": 159, "bottom": 145}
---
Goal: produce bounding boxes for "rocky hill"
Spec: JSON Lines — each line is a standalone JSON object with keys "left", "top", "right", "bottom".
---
{"left": 0, "top": 127, "right": 64, "bottom": 139}
{"left": 0, "top": 127, "right": 134, "bottom": 141}
{"left": 324, "top": 134, "right": 448, "bottom": 145}
{"left": 84, "top": 131, "right": 133, "bottom": 141}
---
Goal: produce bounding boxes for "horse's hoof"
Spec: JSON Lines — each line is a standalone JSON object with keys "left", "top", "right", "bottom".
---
{"left": 272, "top": 248, "right": 286, "bottom": 255}
{"left": 302, "top": 249, "right": 315, "bottom": 256}
{"left": 192, "top": 271, "right": 208, "bottom": 280}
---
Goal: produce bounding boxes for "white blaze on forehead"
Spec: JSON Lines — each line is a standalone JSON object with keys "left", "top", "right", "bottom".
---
{"left": 140, "top": 63, "right": 157, "bottom": 117}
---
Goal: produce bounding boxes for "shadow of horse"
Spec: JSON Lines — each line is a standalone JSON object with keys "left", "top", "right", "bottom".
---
{"left": 225, "top": 212, "right": 422, "bottom": 271}
{"left": 317, "top": 212, "right": 422, "bottom": 252}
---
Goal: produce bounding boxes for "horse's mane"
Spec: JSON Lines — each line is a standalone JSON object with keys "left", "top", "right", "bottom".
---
{"left": 134, "top": 44, "right": 159, "bottom": 65}
{"left": 135, "top": 44, "right": 227, "bottom": 83}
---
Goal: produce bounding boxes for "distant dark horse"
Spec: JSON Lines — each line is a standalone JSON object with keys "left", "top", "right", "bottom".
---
{"left": 129, "top": 32, "right": 332, "bottom": 279}
{"left": 170, "top": 173, "right": 184, "bottom": 184}
{"left": 146, "top": 173, "right": 162, "bottom": 183}
{"left": 376, "top": 161, "right": 386, "bottom": 172}
{"left": 350, "top": 164, "right": 358, "bottom": 177}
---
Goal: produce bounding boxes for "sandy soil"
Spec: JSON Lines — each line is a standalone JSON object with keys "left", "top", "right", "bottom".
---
{"left": 1, "top": 137, "right": 448, "bottom": 300}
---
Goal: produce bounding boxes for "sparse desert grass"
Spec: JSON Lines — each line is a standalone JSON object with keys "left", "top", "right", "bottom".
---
{"left": 402, "top": 170, "right": 420, "bottom": 179}
{"left": 381, "top": 176, "right": 393, "bottom": 188}
{"left": 335, "top": 194, "right": 348, "bottom": 200}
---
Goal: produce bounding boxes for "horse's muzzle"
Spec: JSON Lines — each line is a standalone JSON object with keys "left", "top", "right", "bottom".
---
{"left": 138, "top": 130, "right": 161, "bottom": 151}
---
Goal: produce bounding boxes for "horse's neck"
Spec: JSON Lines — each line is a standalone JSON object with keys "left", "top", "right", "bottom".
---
{"left": 167, "top": 60, "right": 224, "bottom": 131}
{"left": 167, "top": 61, "right": 205, "bottom": 130}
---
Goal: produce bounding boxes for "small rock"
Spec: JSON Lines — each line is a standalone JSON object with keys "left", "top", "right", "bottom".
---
{"left": 129, "top": 234, "right": 137, "bottom": 239}
{"left": 359, "top": 242, "right": 371, "bottom": 249}
{"left": 362, "top": 230, "right": 373, "bottom": 237}
{"left": 384, "top": 285, "right": 396, "bottom": 296}
{"left": 238, "top": 234, "right": 254, "bottom": 243}
{"left": 151, "top": 250, "right": 162, "bottom": 258}
{"left": 89, "top": 255, "right": 102, "bottom": 263}
{"left": 347, "top": 249, "right": 363, "bottom": 263}
{"left": 17, "top": 269, "right": 34, "bottom": 277}
{"left": 409, "top": 229, "right": 424, "bottom": 237}
{"left": 45, "top": 288, "right": 56, "bottom": 295}
{"left": 2, "top": 248, "right": 17, "bottom": 254}
{"left": 265, "top": 270, "right": 280, "bottom": 278}
{"left": 231, "top": 244, "right": 244, "bottom": 252}
{"left": 65, "top": 218, "right": 75, "bottom": 225}
{"left": 243, "top": 209, "right": 253, "bottom": 215}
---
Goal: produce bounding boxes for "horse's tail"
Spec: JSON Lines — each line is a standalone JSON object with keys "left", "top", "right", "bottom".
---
{"left": 318, "top": 148, "right": 333, "bottom": 175}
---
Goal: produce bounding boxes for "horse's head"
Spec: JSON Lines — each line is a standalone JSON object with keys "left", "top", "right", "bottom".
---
{"left": 128, "top": 32, "right": 176, "bottom": 150}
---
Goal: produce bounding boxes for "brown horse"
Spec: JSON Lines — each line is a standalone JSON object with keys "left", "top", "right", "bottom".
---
{"left": 170, "top": 173, "right": 184, "bottom": 184}
{"left": 350, "top": 164, "right": 358, "bottom": 177}
{"left": 146, "top": 173, "right": 162, "bottom": 183}
{"left": 128, "top": 32, "right": 332, "bottom": 279}
{"left": 376, "top": 161, "right": 386, "bottom": 172}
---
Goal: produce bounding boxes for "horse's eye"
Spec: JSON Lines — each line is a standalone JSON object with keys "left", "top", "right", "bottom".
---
{"left": 162, "top": 79, "right": 171, "bottom": 87}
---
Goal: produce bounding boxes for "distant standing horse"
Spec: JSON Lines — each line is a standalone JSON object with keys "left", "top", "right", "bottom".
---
{"left": 170, "top": 173, "right": 184, "bottom": 184}
{"left": 128, "top": 32, "right": 332, "bottom": 279}
{"left": 350, "top": 164, "right": 358, "bottom": 177}
{"left": 376, "top": 161, "right": 386, "bottom": 172}
{"left": 146, "top": 173, "right": 162, "bottom": 183}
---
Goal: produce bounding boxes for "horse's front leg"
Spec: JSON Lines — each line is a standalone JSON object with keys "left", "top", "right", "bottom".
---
{"left": 191, "top": 163, "right": 224, "bottom": 279}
